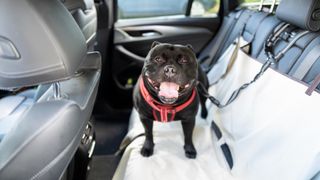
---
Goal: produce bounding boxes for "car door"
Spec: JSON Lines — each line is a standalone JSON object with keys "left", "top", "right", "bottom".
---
{"left": 107, "top": 0, "right": 222, "bottom": 109}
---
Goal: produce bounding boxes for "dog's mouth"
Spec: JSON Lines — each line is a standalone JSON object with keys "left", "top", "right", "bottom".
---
{"left": 147, "top": 78, "right": 191, "bottom": 104}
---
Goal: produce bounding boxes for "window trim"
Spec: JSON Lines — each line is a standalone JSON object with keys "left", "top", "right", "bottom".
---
{"left": 115, "top": 0, "right": 221, "bottom": 21}
{"left": 185, "top": 0, "right": 193, "bottom": 16}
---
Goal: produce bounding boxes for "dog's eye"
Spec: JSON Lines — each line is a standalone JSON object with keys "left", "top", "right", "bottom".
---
{"left": 178, "top": 57, "right": 189, "bottom": 64}
{"left": 154, "top": 56, "right": 165, "bottom": 64}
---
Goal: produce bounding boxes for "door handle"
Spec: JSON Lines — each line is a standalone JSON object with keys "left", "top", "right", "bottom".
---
{"left": 141, "top": 31, "right": 161, "bottom": 37}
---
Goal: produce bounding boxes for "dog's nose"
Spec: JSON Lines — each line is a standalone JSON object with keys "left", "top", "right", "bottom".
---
{"left": 164, "top": 65, "right": 177, "bottom": 78}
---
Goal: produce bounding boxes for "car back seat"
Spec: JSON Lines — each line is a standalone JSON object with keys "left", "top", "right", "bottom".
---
{"left": 114, "top": 0, "right": 320, "bottom": 179}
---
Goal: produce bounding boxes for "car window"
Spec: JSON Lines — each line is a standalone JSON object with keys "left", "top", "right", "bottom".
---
{"left": 241, "top": 0, "right": 280, "bottom": 10}
{"left": 117, "top": 0, "right": 220, "bottom": 20}
{"left": 117, "top": 0, "right": 189, "bottom": 19}
{"left": 191, "top": 0, "right": 219, "bottom": 17}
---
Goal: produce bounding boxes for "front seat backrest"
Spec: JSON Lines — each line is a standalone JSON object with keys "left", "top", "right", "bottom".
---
{"left": 62, "top": 0, "right": 98, "bottom": 50}
{"left": 0, "top": 0, "right": 101, "bottom": 179}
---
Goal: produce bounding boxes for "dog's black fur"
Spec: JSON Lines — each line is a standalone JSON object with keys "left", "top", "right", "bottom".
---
{"left": 133, "top": 42, "right": 209, "bottom": 159}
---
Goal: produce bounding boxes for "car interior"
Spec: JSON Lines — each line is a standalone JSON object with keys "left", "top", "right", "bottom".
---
{"left": 0, "top": 0, "right": 319, "bottom": 179}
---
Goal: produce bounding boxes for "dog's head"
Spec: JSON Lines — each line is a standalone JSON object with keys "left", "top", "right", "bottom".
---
{"left": 142, "top": 42, "right": 198, "bottom": 104}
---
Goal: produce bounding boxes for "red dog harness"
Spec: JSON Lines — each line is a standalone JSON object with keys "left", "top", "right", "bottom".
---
{"left": 139, "top": 77, "right": 196, "bottom": 122}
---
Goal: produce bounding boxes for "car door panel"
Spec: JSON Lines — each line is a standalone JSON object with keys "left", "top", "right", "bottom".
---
{"left": 115, "top": 25, "right": 213, "bottom": 57}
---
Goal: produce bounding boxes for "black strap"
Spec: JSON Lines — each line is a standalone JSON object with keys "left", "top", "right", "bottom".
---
{"left": 115, "top": 133, "right": 145, "bottom": 156}
{"left": 211, "top": 121, "right": 233, "bottom": 169}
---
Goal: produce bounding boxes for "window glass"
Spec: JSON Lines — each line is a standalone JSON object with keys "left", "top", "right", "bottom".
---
{"left": 191, "top": 0, "right": 220, "bottom": 17}
{"left": 242, "top": 0, "right": 261, "bottom": 3}
{"left": 118, "top": 0, "right": 189, "bottom": 19}
{"left": 241, "top": 0, "right": 280, "bottom": 10}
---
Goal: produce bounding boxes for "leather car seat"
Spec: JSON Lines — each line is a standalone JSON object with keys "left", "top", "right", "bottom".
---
{"left": 0, "top": 0, "right": 101, "bottom": 179}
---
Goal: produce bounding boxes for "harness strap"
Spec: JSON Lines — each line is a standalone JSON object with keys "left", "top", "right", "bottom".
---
{"left": 139, "top": 77, "right": 196, "bottom": 122}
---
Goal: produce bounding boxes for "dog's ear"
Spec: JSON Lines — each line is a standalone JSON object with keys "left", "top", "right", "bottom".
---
{"left": 151, "top": 41, "right": 160, "bottom": 49}
{"left": 186, "top": 44, "right": 194, "bottom": 52}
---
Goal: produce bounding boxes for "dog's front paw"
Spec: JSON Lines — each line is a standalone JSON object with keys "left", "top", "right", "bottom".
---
{"left": 184, "top": 144, "right": 197, "bottom": 159}
{"left": 140, "top": 146, "right": 154, "bottom": 157}
{"left": 140, "top": 141, "right": 154, "bottom": 157}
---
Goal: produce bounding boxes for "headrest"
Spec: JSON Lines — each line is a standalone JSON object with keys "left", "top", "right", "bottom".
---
{"left": 0, "top": 0, "right": 87, "bottom": 88}
{"left": 276, "top": 0, "right": 320, "bottom": 32}
{"left": 61, "top": 0, "right": 94, "bottom": 11}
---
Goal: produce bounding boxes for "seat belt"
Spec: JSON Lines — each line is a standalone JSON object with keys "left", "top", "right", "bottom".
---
{"left": 115, "top": 133, "right": 145, "bottom": 156}
{"left": 292, "top": 44, "right": 320, "bottom": 80}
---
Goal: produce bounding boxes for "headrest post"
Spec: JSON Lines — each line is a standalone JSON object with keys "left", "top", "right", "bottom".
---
{"left": 258, "top": 0, "right": 265, "bottom": 11}
{"left": 53, "top": 82, "right": 62, "bottom": 100}
{"left": 269, "top": 0, "right": 276, "bottom": 13}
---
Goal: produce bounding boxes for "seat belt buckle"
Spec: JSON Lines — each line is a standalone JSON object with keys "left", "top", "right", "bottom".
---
{"left": 305, "top": 74, "right": 320, "bottom": 96}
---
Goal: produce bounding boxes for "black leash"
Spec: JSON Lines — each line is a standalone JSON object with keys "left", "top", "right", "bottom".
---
{"left": 198, "top": 60, "right": 272, "bottom": 108}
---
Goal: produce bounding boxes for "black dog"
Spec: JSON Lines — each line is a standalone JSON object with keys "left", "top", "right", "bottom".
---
{"left": 133, "top": 42, "right": 208, "bottom": 159}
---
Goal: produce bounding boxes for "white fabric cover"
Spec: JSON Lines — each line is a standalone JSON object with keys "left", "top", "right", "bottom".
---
{"left": 207, "top": 37, "right": 248, "bottom": 85}
{"left": 113, "top": 48, "right": 320, "bottom": 180}
{"left": 113, "top": 110, "right": 236, "bottom": 180}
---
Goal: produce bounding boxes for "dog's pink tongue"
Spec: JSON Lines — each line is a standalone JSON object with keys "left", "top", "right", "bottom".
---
{"left": 159, "top": 82, "right": 179, "bottom": 98}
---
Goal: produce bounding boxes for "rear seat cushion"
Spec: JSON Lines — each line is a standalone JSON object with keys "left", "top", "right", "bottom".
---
{"left": 113, "top": 110, "right": 234, "bottom": 180}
